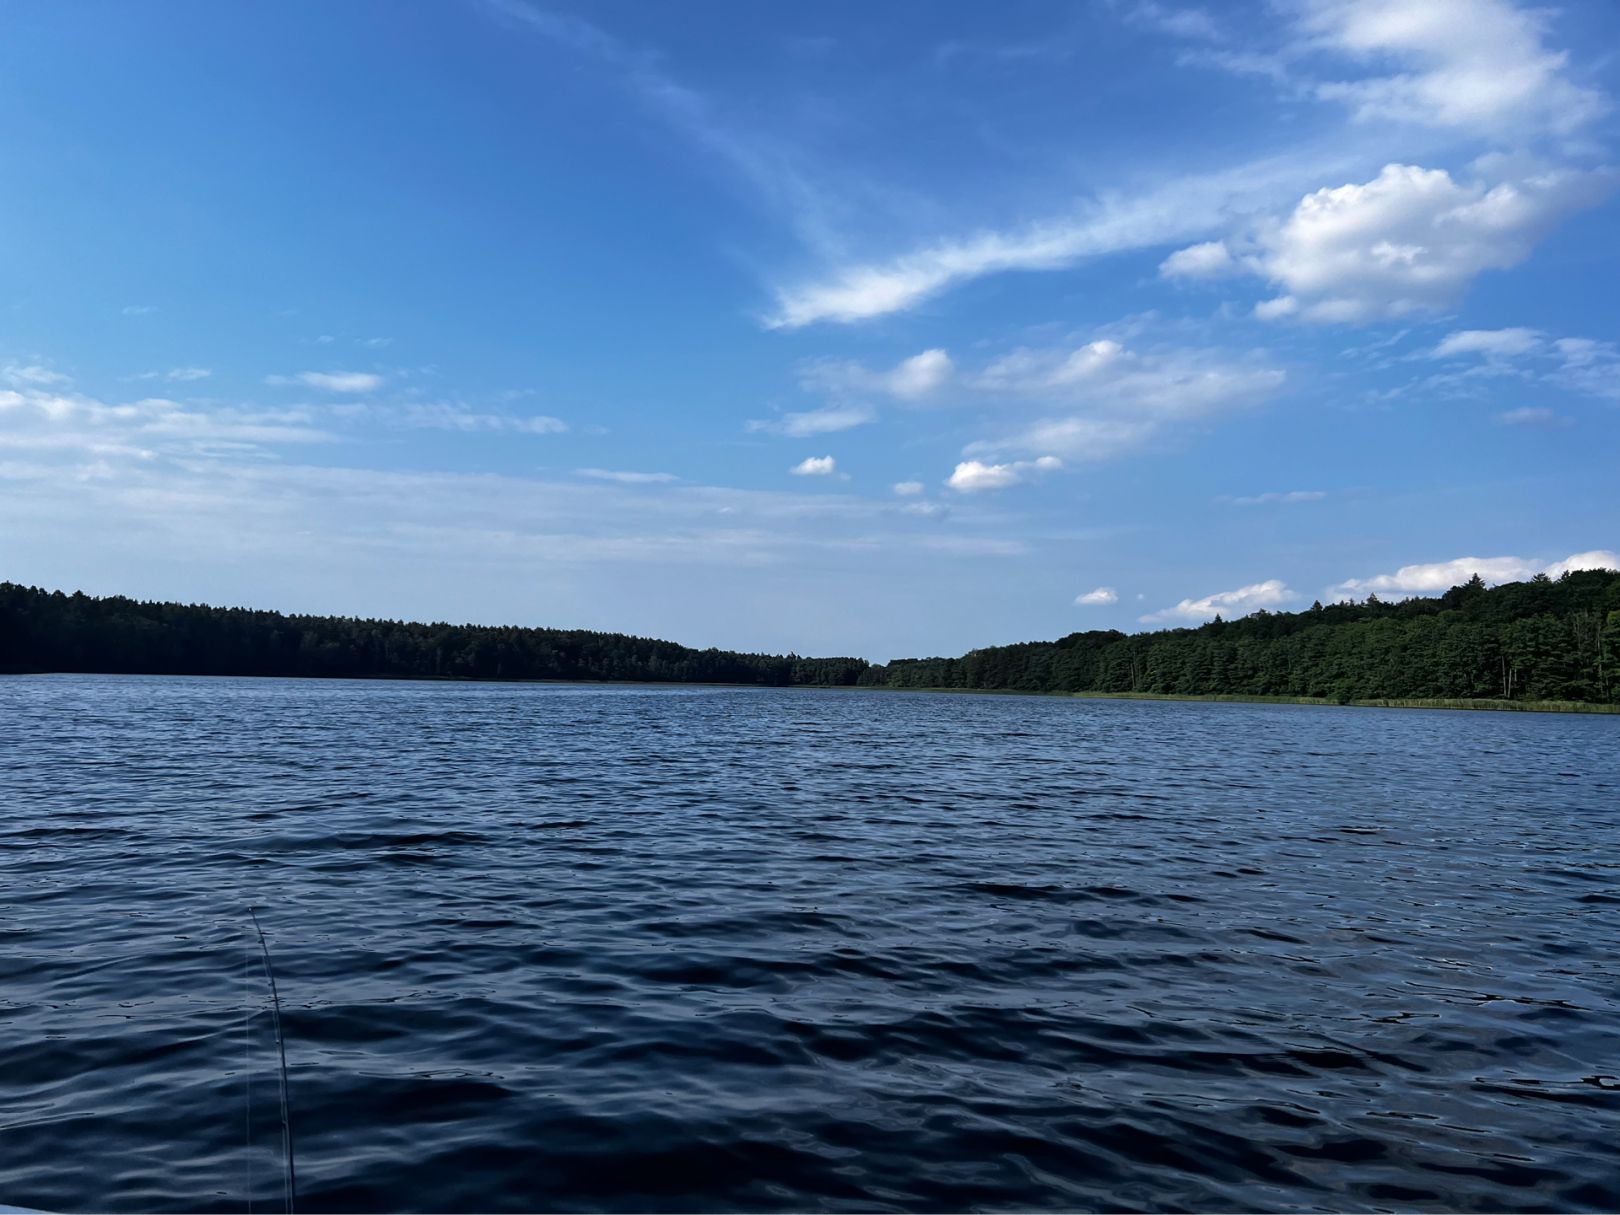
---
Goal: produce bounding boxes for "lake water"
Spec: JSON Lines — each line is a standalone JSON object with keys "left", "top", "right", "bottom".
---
{"left": 2, "top": 675, "right": 1617, "bottom": 1213}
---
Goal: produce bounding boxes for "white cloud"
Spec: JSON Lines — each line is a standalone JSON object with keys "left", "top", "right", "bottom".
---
{"left": 766, "top": 149, "right": 1366, "bottom": 327}
{"left": 1160, "top": 240, "right": 1237, "bottom": 279}
{"left": 137, "top": 367, "right": 213, "bottom": 383}
{"left": 1302, "top": 0, "right": 1606, "bottom": 138}
{"left": 269, "top": 370, "right": 385, "bottom": 393}
{"left": 1497, "top": 406, "right": 1571, "bottom": 428}
{"left": 1075, "top": 586, "right": 1118, "bottom": 606}
{"left": 3, "top": 364, "right": 70, "bottom": 387}
{"left": 790, "top": 455, "right": 838, "bottom": 476}
{"left": 1552, "top": 337, "right": 1620, "bottom": 401}
{"left": 359, "top": 337, "right": 393, "bottom": 349}
{"left": 888, "top": 349, "right": 955, "bottom": 399}
{"left": 749, "top": 404, "right": 876, "bottom": 437}
{"left": 401, "top": 403, "right": 568, "bottom": 434}
{"left": 945, "top": 455, "right": 1060, "bottom": 493}
{"left": 1542, "top": 550, "right": 1620, "bottom": 578}
{"left": 1430, "top": 328, "right": 1542, "bottom": 359}
{"left": 892, "top": 480, "right": 925, "bottom": 496}
{"left": 1334, "top": 549, "right": 1620, "bottom": 596}
{"left": 575, "top": 468, "right": 678, "bottom": 484}
{"left": 1142, "top": 578, "right": 1296, "bottom": 623}
{"left": 121, "top": 305, "right": 155, "bottom": 316}
{"left": 1224, "top": 490, "right": 1326, "bottom": 505}
{"left": 1248, "top": 164, "right": 1610, "bottom": 323}
{"left": 799, "top": 348, "right": 956, "bottom": 403}
{"left": 959, "top": 336, "right": 1284, "bottom": 462}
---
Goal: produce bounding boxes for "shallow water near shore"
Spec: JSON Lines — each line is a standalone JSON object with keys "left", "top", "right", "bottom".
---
{"left": 2, "top": 674, "right": 1618, "bottom": 1213}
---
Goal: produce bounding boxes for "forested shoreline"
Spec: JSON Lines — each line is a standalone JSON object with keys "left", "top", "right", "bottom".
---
{"left": 4, "top": 569, "right": 1619, "bottom": 706}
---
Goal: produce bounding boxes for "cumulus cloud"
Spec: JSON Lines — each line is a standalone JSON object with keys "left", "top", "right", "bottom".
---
{"left": 790, "top": 455, "right": 838, "bottom": 476}
{"left": 749, "top": 404, "right": 875, "bottom": 437}
{"left": 1159, "top": 240, "right": 1237, "bottom": 279}
{"left": 1246, "top": 164, "right": 1610, "bottom": 323}
{"left": 1334, "top": 549, "right": 1620, "bottom": 596}
{"left": 887, "top": 349, "right": 955, "bottom": 399}
{"left": 1544, "top": 550, "right": 1620, "bottom": 577}
{"left": 575, "top": 468, "right": 679, "bottom": 484}
{"left": 1141, "top": 579, "right": 1296, "bottom": 623}
{"left": 269, "top": 370, "right": 385, "bottom": 393}
{"left": 892, "top": 480, "right": 924, "bottom": 496}
{"left": 1301, "top": 0, "right": 1606, "bottom": 138}
{"left": 1074, "top": 586, "right": 1118, "bottom": 606}
{"left": 945, "top": 455, "right": 1060, "bottom": 493}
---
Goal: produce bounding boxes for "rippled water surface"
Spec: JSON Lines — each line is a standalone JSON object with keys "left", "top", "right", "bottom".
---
{"left": 3, "top": 675, "right": 1618, "bottom": 1213}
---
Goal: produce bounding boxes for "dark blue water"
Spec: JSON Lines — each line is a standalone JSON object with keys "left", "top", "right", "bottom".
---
{"left": 2, "top": 676, "right": 1617, "bottom": 1213}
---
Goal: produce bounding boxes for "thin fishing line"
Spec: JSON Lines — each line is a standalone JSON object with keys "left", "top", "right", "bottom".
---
{"left": 245, "top": 932, "right": 253, "bottom": 1215}
{"left": 248, "top": 908, "right": 296, "bottom": 1214}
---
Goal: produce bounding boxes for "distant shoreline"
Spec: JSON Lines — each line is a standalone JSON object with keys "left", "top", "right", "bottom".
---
{"left": 6, "top": 670, "right": 1618, "bottom": 714}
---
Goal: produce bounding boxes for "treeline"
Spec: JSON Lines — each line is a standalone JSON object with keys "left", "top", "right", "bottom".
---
{"left": 0, "top": 583, "right": 868, "bottom": 687}
{"left": 860, "top": 570, "right": 1620, "bottom": 705}
{"left": 5, "top": 570, "right": 1620, "bottom": 705}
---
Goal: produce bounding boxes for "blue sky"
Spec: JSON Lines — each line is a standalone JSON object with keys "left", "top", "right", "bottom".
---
{"left": 2, "top": 0, "right": 1617, "bottom": 659}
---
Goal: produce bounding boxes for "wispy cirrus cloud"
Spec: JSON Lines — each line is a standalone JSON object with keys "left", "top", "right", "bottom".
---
{"left": 748, "top": 403, "right": 876, "bottom": 438}
{"left": 575, "top": 468, "right": 679, "bottom": 484}
{"left": 267, "top": 370, "right": 385, "bottom": 393}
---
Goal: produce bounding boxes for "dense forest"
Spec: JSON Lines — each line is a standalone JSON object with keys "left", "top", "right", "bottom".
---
{"left": 865, "top": 569, "right": 1620, "bottom": 705}
{"left": 0, "top": 582, "right": 868, "bottom": 687}
{"left": 4, "top": 568, "right": 1619, "bottom": 705}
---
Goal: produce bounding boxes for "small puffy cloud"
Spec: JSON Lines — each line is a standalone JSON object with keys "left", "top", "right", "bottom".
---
{"left": 1160, "top": 240, "right": 1237, "bottom": 279}
{"left": 1333, "top": 550, "right": 1619, "bottom": 596}
{"left": 1431, "top": 328, "right": 1542, "bottom": 359}
{"left": 1248, "top": 164, "right": 1610, "bottom": 323}
{"left": 945, "top": 455, "right": 1060, "bottom": 493}
{"left": 888, "top": 349, "right": 955, "bottom": 399}
{"left": 790, "top": 455, "right": 838, "bottom": 476}
{"left": 1301, "top": 0, "right": 1607, "bottom": 138}
{"left": 1142, "top": 579, "right": 1296, "bottom": 623}
{"left": 269, "top": 370, "right": 385, "bottom": 393}
{"left": 575, "top": 468, "right": 678, "bottom": 484}
{"left": 1075, "top": 586, "right": 1118, "bottom": 606}
{"left": 749, "top": 404, "right": 875, "bottom": 437}
{"left": 1224, "top": 489, "right": 1326, "bottom": 505}
{"left": 1497, "top": 406, "right": 1571, "bottom": 428}
{"left": 121, "top": 305, "right": 155, "bottom": 316}
{"left": 799, "top": 348, "right": 956, "bottom": 403}
{"left": 892, "top": 480, "right": 925, "bottom": 496}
